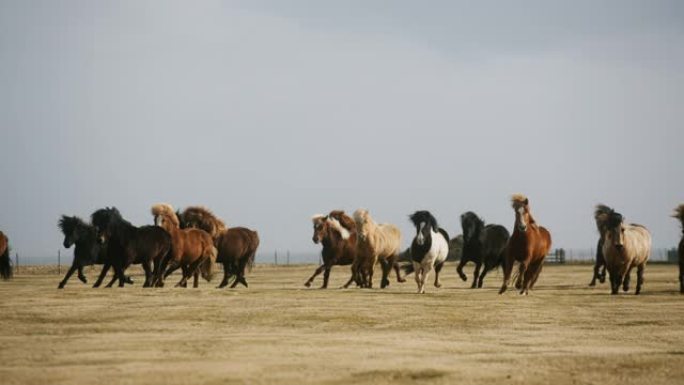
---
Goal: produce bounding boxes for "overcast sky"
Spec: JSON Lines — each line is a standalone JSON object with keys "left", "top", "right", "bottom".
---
{"left": 1, "top": 0, "right": 683, "bottom": 262}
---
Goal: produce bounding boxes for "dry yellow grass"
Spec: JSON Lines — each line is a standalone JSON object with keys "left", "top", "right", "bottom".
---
{"left": 1, "top": 263, "right": 683, "bottom": 385}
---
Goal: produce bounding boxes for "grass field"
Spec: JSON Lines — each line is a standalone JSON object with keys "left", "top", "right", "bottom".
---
{"left": 1, "top": 263, "right": 683, "bottom": 385}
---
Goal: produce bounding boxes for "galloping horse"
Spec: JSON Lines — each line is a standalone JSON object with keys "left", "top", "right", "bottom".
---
{"left": 408, "top": 211, "right": 449, "bottom": 294}
{"left": 352, "top": 209, "right": 402, "bottom": 289}
{"left": 499, "top": 194, "right": 552, "bottom": 295}
{"left": 151, "top": 204, "right": 216, "bottom": 288}
{"left": 178, "top": 207, "right": 259, "bottom": 289}
{"left": 0, "top": 231, "right": 11, "bottom": 280}
{"left": 57, "top": 215, "right": 132, "bottom": 288}
{"left": 91, "top": 207, "right": 172, "bottom": 288}
{"left": 673, "top": 204, "right": 684, "bottom": 294}
{"left": 308, "top": 210, "right": 357, "bottom": 289}
{"left": 601, "top": 207, "right": 651, "bottom": 295}
{"left": 589, "top": 205, "right": 611, "bottom": 286}
{"left": 457, "top": 211, "right": 509, "bottom": 288}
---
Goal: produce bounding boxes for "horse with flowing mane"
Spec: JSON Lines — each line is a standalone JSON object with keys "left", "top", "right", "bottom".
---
{"left": 673, "top": 204, "right": 684, "bottom": 294}
{"left": 308, "top": 210, "right": 358, "bottom": 289}
{"left": 57, "top": 215, "right": 133, "bottom": 288}
{"left": 91, "top": 207, "right": 172, "bottom": 288}
{"left": 600, "top": 207, "right": 651, "bottom": 295}
{"left": 408, "top": 211, "right": 449, "bottom": 294}
{"left": 499, "top": 194, "right": 552, "bottom": 295}
{"left": 151, "top": 204, "right": 217, "bottom": 288}
{"left": 0, "top": 231, "right": 11, "bottom": 280}
{"left": 178, "top": 206, "right": 259, "bottom": 289}
{"left": 589, "top": 205, "right": 611, "bottom": 286}
{"left": 352, "top": 209, "right": 402, "bottom": 289}
{"left": 457, "top": 211, "right": 509, "bottom": 288}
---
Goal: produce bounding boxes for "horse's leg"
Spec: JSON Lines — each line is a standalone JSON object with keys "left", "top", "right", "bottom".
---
{"left": 471, "top": 262, "right": 482, "bottom": 289}
{"left": 599, "top": 263, "right": 607, "bottom": 283}
{"left": 176, "top": 265, "right": 190, "bottom": 288}
{"left": 77, "top": 265, "right": 87, "bottom": 284}
{"left": 142, "top": 261, "right": 153, "bottom": 288}
{"left": 321, "top": 265, "right": 332, "bottom": 289}
{"left": 635, "top": 264, "right": 645, "bottom": 295}
{"left": 414, "top": 263, "right": 422, "bottom": 294}
{"left": 393, "top": 261, "right": 406, "bottom": 283}
{"left": 367, "top": 260, "right": 375, "bottom": 289}
{"left": 434, "top": 261, "right": 444, "bottom": 288}
{"left": 379, "top": 259, "right": 391, "bottom": 289}
{"left": 498, "top": 255, "right": 514, "bottom": 295}
{"left": 608, "top": 265, "right": 620, "bottom": 295}
{"left": 110, "top": 262, "right": 126, "bottom": 288}
{"left": 218, "top": 262, "right": 232, "bottom": 288}
{"left": 193, "top": 269, "right": 199, "bottom": 288}
{"left": 456, "top": 259, "right": 468, "bottom": 281}
{"left": 93, "top": 263, "right": 110, "bottom": 288}
{"left": 236, "top": 258, "right": 249, "bottom": 287}
{"left": 623, "top": 265, "right": 634, "bottom": 293}
{"left": 530, "top": 262, "right": 544, "bottom": 289}
{"left": 305, "top": 264, "right": 326, "bottom": 288}
{"left": 589, "top": 260, "right": 600, "bottom": 287}
{"left": 477, "top": 262, "right": 490, "bottom": 288}
{"left": 58, "top": 264, "right": 79, "bottom": 289}
{"left": 522, "top": 261, "right": 539, "bottom": 295}
{"left": 517, "top": 261, "right": 529, "bottom": 295}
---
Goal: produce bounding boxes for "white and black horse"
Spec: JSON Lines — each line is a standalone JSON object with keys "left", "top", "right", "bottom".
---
{"left": 409, "top": 211, "right": 450, "bottom": 294}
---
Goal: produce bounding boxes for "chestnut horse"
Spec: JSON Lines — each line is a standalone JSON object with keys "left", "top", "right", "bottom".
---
{"left": 308, "top": 210, "right": 357, "bottom": 289}
{"left": 91, "top": 207, "right": 172, "bottom": 288}
{"left": 589, "top": 205, "right": 611, "bottom": 287}
{"left": 178, "top": 207, "right": 260, "bottom": 289}
{"left": 151, "top": 204, "right": 217, "bottom": 288}
{"left": 673, "top": 204, "right": 684, "bottom": 294}
{"left": 0, "top": 231, "right": 11, "bottom": 280}
{"left": 351, "top": 209, "right": 402, "bottom": 289}
{"left": 601, "top": 207, "right": 651, "bottom": 295}
{"left": 499, "top": 194, "right": 552, "bottom": 295}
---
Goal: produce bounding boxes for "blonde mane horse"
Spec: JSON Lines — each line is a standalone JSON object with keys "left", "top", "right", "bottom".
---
{"left": 352, "top": 209, "right": 402, "bottom": 288}
{"left": 600, "top": 207, "right": 651, "bottom": 295}
{"left": 673, "top": 204, "right": 684, "bottom": 293}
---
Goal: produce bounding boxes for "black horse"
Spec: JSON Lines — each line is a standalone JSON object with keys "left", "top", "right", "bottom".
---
{"left": 91, "top": 207, "right": 172, "bottom": 288}
{"left": 457, "top": 211, "right": 510, "bottom": 288}
{"left": 589, "top": 205, "right": 612, "bottom": 287}
{"left": 57, "top": 215, "right": 132, "bottom": 289}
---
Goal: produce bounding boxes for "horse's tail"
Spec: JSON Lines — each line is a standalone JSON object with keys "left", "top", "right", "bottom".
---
{"left": 246, "top": 231, "right": 259, "bottom": 273}
{"left": 401, "top": 262, "right": 415, "bottom": 276}
{"left": 0, "top": 246, "right": 12, "bottom": 280}
{"left": 200, "top": 245, "right": 218, "bottom": 282}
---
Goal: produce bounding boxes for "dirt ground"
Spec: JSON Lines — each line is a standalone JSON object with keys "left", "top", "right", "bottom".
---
{"left": 0, "top": 263, "right": 683, "bottom": 385}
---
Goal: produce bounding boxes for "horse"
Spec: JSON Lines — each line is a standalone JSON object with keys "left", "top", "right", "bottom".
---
{"left": 91, "top": 207, "right": 172, "bottom": 288}
{"left": 589, "top": 205, "right": 611, "bottom": 287}
{"left": 407, "top": 211, "right": 449, "bottom": 294}
{"left": 457, "top": 211, "right": 510, "bottom": 288}
{"left": 151, "top": 204, "right": 217, "bottom": 288}
{"left": 499, "top": 194, "right": 552, "bottom": 295}
{"left": 57, "top": 215, "right": 133, "bottom": 288}
{"left": 178, "top": 206, "right": 260, "bottom": 289}
{"left": 308, "top": 210, "right": 357, "bottom": 289}
{"left": 352, "top": 209, "right": 402, "bottom": 289}
{"left": 673, "top": 204, "right": 684, "bottom": 294}
{"left": 0, "top": 231, "right": 11, "bottom": 280}
{"left": 600, "top": 207, "right": 651, "bottom": 295}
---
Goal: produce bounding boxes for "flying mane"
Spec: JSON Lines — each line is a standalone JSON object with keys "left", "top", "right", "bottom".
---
{"left": 673, "top": 204, "right": 684, "bottom": 230}
{"left": 180, "top": 206, "right": 227, "bottom": 238}
{"left": 58, "top": 215, "right": 89, "bottom": 236}
{"left": 151, "top": 203, "right": 180, "bottom": 228}
{"left": 594, "top": 204, "right": 615, "bottom": 234}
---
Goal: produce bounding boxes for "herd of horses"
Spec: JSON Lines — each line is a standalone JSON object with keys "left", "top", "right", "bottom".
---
{"left": 0, "top": 196, "right": 683, "bottom": 295}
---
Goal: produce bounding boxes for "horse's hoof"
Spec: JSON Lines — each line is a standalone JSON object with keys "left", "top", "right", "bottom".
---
{"left": 304, "top": 282, "right": 312, "bottom": 288}
{"left": 398, "top": 278, "right": 406, "bottom": 283}
{"left": 459, "top": 275, "right": 467, "bottom": 282}
{"left": 57, "top": 284, "right": 65, "bottom": 289}
{"left": 588, "top": 282, "right": 596, "bottom": 287}
{"left": 78, "top": 276, "right": 88, "bottom": 284}
{"left": 434, "top": 283, "right": 442, "bottom": 288}
{"left": 498, "top": 287, "right": 507, "bottom": 295}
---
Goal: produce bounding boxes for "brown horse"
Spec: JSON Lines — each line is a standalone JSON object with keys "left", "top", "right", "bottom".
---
{"left": 499, "top": 194, "right": 552, "bottom": 295}
{"left": 601, "top": 207, "right": 651, "bottom": 295}
{"left": 151, "top": 204, "right": 216, "bottom": 288}
{"left": 0, "top": 231, "right": 12, "bottom": 280}
{"left": 178, "top": 207, "right": 260, "bottom": 289}
{"left": 673, "top": 204, "right": 684, "bottom": 294}
{"left": 308, "top": 210, "right": 357, "bottom": 288}
{"left": 351, "top": 209, "right": 402, "bottom": 289}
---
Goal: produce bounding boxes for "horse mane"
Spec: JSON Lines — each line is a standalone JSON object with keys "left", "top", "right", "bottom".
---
{"left": 511, "top": 194, "right": 528, "bottom": 209}
{"left": 180, "top": 206, "right": 227, "bottom": 237}
{"left": 409, "top": 211, "right": 439, "bottom": 233}
{"left": 91, "top": 207, "right": 130, "bottom": 229}
{"left": 672, "top": 204, "right": 684, "bottom": 229}
{"left": 594, "top": 204, "right": 615, "bottom": 234}
{"left": 151, "top": 203, "right": 180, "bottom": 228}
{"left": 461, "top": 211, "right": 484, "bottom": 240}
{"left": 58, "top": 215, "right": 89, "bottom": 236}
{"left": 328, "top": 210, "right": 355, "bottom": 232}
{"left": 311, "top": 214, "right": 326, "bottom": 224}
{"left": 605, "top": 210, "right": 624, "bottom": 229}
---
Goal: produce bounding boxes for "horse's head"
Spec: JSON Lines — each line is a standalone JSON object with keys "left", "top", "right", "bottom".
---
{"left": 460, "top": 211, "right": 483, "bottom": 242}
{"left": 58, "top": 215, "right": 85, "bottom": 248}
{"left": 151, "top": 203, "right": 180, "bottom": 232}
{"left": 511, "top": 194, "right": 531, "bottom": 233}
{"left": 311, "top": 215, "right": 328, "bottom": 244}
{"left": 353, "top": 209, "right": 371, "bottom": 241}
{"left": 91, "top": 207, "right": 120, "bottom": 244}
{"left": 604, "top": 211, "right": 625, "bottom": 250}
{"left": 410, "top": 211, "right": 438, "bottom": 246}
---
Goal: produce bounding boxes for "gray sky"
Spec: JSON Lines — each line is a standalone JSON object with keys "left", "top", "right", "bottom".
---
{"left": 1, "top": 0, "right": 683, "bottom": 262}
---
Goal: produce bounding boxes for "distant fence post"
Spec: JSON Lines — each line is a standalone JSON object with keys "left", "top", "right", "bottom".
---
{"left": 287, "top": 250, "right": 290, "bottom": 265}
{"left": 274, "top": 251, "right": 278, "bottom": 265}
{"left": 15, "top": 253, "right": 18, "bottom": 274}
